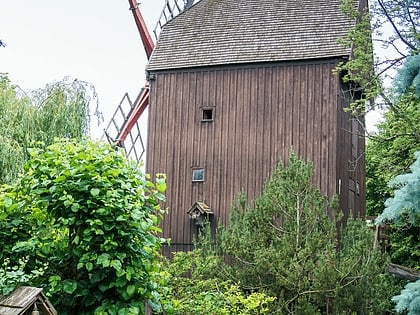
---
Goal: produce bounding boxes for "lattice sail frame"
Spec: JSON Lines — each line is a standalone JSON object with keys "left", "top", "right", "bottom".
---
{"left": 103, "top": 91, "right": 145, "bottom": 162}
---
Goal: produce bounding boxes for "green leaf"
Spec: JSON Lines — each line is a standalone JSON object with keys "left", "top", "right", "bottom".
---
{"left": 3, "top": 196, "right": 13, "bottom": 208}
{"left": 110, "top": 259, "right": 122, "bottom": 272}
{"left": 90, "top": 188, "right": 100, "bottom": 196}
{"left": 63, "top": 280, "right": 77, "bottom": 294}
{"left": 126, "top": 284, "right": 136, "bottom": 298}
{"left": 86, "top": 262, "right": 93, "bottom": 272}
{"left": 97, "top": 253, "right": 111, "bottom": 267}
{"left": 71, "top": 203, "right": 80, "bottom": 212}
{"left": 116, "top": 276, "right": 127, "bottom": 288}
{"left": 154, "top": 192, "right": 166, "bottom": 202}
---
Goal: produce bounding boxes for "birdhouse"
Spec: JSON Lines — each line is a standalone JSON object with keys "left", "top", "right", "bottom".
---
{"left": 187, "top": 202, "right": 213, "bottom": 227}
{"left": 0, "top": 286, "right": 57, "bottom": 315}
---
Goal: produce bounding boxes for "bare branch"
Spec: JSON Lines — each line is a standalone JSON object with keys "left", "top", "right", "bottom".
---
{"left": 377, "top": 0, "right": 417, "bottom": 51}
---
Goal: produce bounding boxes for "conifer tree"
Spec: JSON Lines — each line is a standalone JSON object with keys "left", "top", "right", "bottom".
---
{"left": 218, "top": 153, "right": 395, "bottom": 314}
{"left": 377, "top": 151, "right": 420, "bottom": 314}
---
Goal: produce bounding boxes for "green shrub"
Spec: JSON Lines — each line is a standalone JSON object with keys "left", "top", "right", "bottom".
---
{"left": 0, "top": 138, "right": 166, "bottom": 314}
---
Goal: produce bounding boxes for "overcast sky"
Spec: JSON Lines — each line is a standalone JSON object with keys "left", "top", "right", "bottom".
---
{"left": 0, "top": 1, "right": 164, "bottom": 138}
{"left": 1, "top": 0, "right": 382, "bottom": 139}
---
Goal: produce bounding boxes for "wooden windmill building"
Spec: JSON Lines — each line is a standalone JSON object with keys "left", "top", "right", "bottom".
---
{"left": 145, "top": 0, "right": 367, "bottom": 253}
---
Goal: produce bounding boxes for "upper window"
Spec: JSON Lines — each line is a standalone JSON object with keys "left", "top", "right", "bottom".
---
{"left": 201, "top": 108, "right": 214, "bottom": 122}
{"left": 192, "top": 168, "right": 205, "bottom": 182}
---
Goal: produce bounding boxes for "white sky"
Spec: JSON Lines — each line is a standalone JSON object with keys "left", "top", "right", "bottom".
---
{"left": 0, "top": 0, "right": 164, "bottom": 139}
{"left": 1, "top": 0, "right": 382, "bottom": 138}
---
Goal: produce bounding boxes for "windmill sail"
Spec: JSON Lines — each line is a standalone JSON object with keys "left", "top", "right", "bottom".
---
{"left": 104, "top": 0, "right": 200, "bottom": 162}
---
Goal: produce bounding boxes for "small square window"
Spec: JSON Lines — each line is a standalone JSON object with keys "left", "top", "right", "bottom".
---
{"left": 202, "top": 109, "right": 213, "bottom": 121}
{"left": 192, "top": 168, "right": 205, "bottom": 182}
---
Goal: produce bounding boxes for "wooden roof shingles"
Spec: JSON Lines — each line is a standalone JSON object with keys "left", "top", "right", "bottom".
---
{"left": 0, "top": 287, "right": 57, "bottom": 315}
{"left": 147, "top": 0, "right": 357, "bottom": 71}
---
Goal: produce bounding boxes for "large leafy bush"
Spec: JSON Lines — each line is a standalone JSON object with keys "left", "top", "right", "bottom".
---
{"left": 0, "top": 138, "right": 166, "bottom": 314}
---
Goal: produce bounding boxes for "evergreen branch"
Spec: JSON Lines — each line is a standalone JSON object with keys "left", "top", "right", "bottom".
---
{"left": 369, "top": 132, "right": 420, "bottom": 142}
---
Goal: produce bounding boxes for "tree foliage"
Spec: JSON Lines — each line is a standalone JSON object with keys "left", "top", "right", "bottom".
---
{"left": 159, "top": 249, "right": 275, "bottom": 315}
{"left": 377, "top": 151, "right": 420, "bottom": 314}
{"left": 336, "top": 0, "right": 379, "bottom": 114}
{"left": 377, "top": 151, "right": 420, "bottom": 225}
{"left": 129, "top": 153, "right": 397, "bottom": 314}
{"left": 366, "top": 91, "right": 420, "bottom": 216}
{"left": 393, "top": 280, "right": 420, "bottom": 315}
{"left": 0, "top": 138, "right": 166, "bottom": 314}
{"left": 212, "top": 153, "right": 397, "bottom": 314}
{"left": 337, "top": 0, "right": 419, "bottom": 117}
{"left": 0, "top": 74, "right": 94, "bottom": 184}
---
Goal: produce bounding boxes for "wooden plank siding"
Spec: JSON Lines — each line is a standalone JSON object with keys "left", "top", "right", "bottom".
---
{"left": 336, "top": 80, "right": 366, "bottom": 222}
{"left": 146, "top": 58, "right": 365, "bottom": 253}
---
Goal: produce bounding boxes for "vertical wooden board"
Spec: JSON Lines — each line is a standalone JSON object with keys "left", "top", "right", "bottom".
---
{"left": 149, "top": 74, "right": 169, "bottom": 239}
{"left": 219, "top": 69, "right": 231, "bottom": 224}
{"left": 184, "top": 71, "right": 199, "bottom": 236}
{"left": 171, "top": 72, "right": 181, "bottom": 244}
{"left": 284, "top": 66, "right": 292, "bottom": 150}
{"left": 327, "top": 62, "right": 338, "bottom": 200}
{"left": 165, "top": 73, "right": 176, "bottom": 241}
{"left": 176, "top": 71, "right": 186, "bottom": 243}
{"left": 338, "top": 79, "right": 353, "bottom": 216}
{"left": 242, "top": 67, "right": 251, "bottom": 201}
{"left": 263, "top": 66, "right": 273, "bottom": 180}
{"left": 313, "top": 63, "right": 321, "bottom": 175}
{"left": 336, "top": 80, "right": 347, "bottom": 215}
{"left": 241, "top": 68, "right": 251, "bottom": 205}
{"left": 306, "top": 63, "right": 315, "bottom": 163}
{"left": 279, "top": 65, "right": 287, "bottom": 163}
{"left": 292, "top": 64, "right": 301, "bottom": 155}
{"left": 247, "top": 67, "right": 258, "bottom": 204}
{"left": 204, "top": 70, "right": 217, "bottom": 217}
{"left": 358, "top": 113, "right": 366, "bottom": 216}
{"left": 230, "top": 67, "right": 239, "bottom": 221}
{"left": 236, "top": 67, "right": 245, "bottom": 212}
{"left": 213, "top": 69, "right": 225, "bottom": 220}
{"left": 319, "top": 62, "right": 330, "bottom": 197}
{"left": 299, "top": 64, "right": 309, "bottom": 159}
{"left": 179, "top": 71, "right": 192, "bottom": 244}
{"left": 191, "top": 71, "right": 203, "bottom": 210}
{"left": 255, "top": 66, "right": 265, "bottom": 197}
{"left": 266, "top": 66, "right": 281, "bottom": 168}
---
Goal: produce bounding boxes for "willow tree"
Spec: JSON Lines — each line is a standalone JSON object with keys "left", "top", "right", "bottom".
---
{"left": 0, "top": 74, "right": 95, "bottom": 184}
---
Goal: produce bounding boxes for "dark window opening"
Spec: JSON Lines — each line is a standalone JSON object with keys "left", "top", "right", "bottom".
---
{"left": 202, "top": 109, "right": 213, "bottom": 121}
{"left": 192, "top": 168, "right": 205, "bottom": 182}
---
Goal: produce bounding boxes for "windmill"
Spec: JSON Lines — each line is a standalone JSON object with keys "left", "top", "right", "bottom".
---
{"left": 104, "top": 0, "right": 198, "bottom": 161}
{"left": 105, "top": 0, "right": 367, "bottom": 254}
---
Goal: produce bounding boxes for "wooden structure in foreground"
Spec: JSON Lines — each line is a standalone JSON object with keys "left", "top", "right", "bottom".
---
{"left": 0, "top": 286, "right": 57, "bottom": 315}
{"left": 145, "top": 0, "right": 368, "bottom": 254}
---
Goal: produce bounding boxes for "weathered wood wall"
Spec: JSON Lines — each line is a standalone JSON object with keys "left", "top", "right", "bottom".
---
{"left": 147, "top": 58, "right": 365, "bottom": 253}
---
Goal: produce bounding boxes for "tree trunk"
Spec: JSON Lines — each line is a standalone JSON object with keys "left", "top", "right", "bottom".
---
{"left": 388, "top": 263, "right": 420, "bottom": 281}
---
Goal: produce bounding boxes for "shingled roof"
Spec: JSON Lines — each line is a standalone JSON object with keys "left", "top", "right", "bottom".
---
{"left": 147, "top": 0, "right": 357, "bottom": 71}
